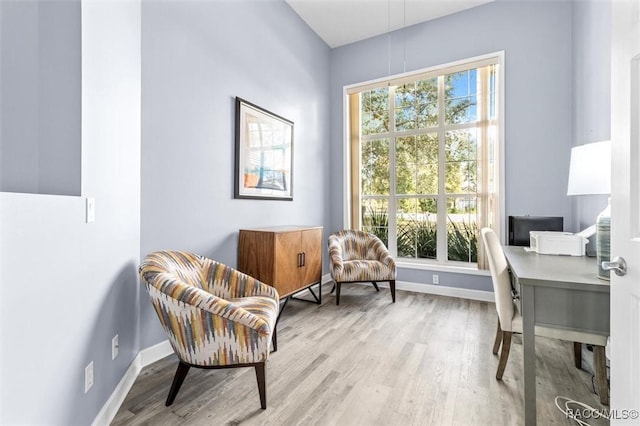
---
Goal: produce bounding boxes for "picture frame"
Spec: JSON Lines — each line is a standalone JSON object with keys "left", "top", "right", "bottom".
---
{"left": 234, "top": 97, "right": 294, "bottom": 200}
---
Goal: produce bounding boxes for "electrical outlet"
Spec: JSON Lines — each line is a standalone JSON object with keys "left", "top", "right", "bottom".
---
{"left": 85, "top": 361, "right": 94, "bottom": 393}
{"left": 112, "top": 335, "right": 119, "bottom": 360}
{"left": 433, "top": 274, "right": 439, "bottom": 285}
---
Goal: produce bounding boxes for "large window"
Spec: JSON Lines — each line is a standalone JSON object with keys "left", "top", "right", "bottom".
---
{"left": 347, "top": 54, "right": 502, "bottom": 267}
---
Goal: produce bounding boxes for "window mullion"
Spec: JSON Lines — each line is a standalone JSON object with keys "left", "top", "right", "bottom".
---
{"left": 388, "top": 86, "right": 397, "bottom": 256}
{"left": 478, "top": 66, "right": 488, "bottom": 232}
{"left": 436, "top": 75, "right": 447, "bottom": 262}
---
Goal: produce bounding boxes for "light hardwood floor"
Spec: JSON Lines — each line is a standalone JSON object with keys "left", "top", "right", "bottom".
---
{"left": 112, "top": 285, "right": 609, "bottom": 425}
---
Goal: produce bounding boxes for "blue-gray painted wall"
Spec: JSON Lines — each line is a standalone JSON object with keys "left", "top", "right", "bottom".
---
{"left": 0, "top": 1, "right": 141, "bottom": 424}
{"left": 571, "top": 0, "right": 611, "bottom": 233}
{"left": 139, "top": 0, "right": 331, "bottom": 349}
{"left": 329, "top": 0, "right": 577, "bottom": 292}
{"left": 0, "top": 0, "right": 81, "bottom": 196}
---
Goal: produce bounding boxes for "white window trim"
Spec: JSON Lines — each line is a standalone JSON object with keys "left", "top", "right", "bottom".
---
{"left": 396, "top": 259, "right": 491, "bottom": 276}
{"left": 341, "top": 51, "right": 506, "bottom": 268}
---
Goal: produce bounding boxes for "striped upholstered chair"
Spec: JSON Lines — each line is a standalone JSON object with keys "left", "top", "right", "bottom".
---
{"left": 328, "top": 230, "right": 396, "bottom": 305}
{"left": 139, "top": 251, "right": 279, "bottom": 409}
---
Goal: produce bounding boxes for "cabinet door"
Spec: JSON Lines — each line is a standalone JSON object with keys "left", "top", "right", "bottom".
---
{"left": 238, "top": 230, "right": 275, "bottom": 284}
{"left": 300, "top": 228, "right": 322, "bottom": 286}
{"left": 274, "top": 231, "right": 303, "bottom": 297}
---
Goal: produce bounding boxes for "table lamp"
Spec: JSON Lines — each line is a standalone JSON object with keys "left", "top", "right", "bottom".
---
{"left": 567, "top": 140, "right": 611, "bottom": 279}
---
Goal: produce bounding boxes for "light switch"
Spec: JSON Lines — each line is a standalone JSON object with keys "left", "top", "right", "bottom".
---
{"left": 86, "top": 198, "right": 95, "bottom": 223}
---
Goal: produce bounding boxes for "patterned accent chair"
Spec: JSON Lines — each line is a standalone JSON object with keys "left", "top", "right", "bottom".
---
{"left": 139, "top": 251, "right": 279, "bottom": 409}
{"left": 328, "top": 230, "right": 396, "bottom": 305}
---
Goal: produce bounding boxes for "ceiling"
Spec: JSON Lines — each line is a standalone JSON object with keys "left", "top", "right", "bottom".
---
{"left": 285, "top": 0, "right": 494, "bottom": 48}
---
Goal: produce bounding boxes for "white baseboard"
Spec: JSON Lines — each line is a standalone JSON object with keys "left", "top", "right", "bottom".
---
{"left": 91, "top": 356, "right": 141, "bottom": 426}
{"left": 92, "top": 340, "right": 173, "bottom": 426}
{"left": 139, "top": 339, "right": 173, "bottom": 366}
{"left": 354, "top": 280, "right": 494, "bottom": 302}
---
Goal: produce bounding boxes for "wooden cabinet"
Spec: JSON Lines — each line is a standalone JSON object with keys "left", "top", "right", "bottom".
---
{"left": 238, "top": 226, "right": 322, "bottom": 298}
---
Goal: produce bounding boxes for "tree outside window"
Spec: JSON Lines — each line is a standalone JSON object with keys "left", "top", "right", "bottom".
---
{"left": 352, "top": 59, "right": 500, "bottom": 266}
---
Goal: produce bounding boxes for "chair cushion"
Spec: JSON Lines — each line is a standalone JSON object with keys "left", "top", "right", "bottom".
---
{"left": 333, "top": 259, "right": 395, "bottom": 283}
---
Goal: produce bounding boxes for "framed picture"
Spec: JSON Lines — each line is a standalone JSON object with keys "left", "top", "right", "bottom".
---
{"left": 234, "top": 97, "right": 294, "bottom": 200}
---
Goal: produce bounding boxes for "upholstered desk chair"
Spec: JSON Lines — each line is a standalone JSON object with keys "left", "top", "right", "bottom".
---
{"left": 139, "top": 251, "right": 279, "bottom": 409}
{"left": 481, "top": 228, "right": 608, "bottom": 405}
{"left": 327, "top": 230, "right": 396, "bottom": 305}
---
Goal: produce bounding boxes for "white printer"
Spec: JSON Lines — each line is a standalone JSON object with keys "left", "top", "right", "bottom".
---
{"left": 529, "top": 231, "right": 588, "bottom": 256}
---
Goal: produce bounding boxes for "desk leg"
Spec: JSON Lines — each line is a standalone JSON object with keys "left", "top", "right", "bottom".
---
{"left": 522, "top": 285, "right": 536, "bottom": 426}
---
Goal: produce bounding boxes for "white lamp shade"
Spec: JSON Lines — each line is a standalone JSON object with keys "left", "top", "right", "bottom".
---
{"left": 567, "top": 140, "right": 611, "bottom": 195}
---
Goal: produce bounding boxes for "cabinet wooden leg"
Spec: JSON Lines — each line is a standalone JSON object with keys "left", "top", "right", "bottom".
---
{"left": 271, "top": 327, "right": 277, "bottom": 352}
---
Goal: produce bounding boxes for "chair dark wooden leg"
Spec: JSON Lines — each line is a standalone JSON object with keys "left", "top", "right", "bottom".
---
{"left": 371, "top": 281, "right": 380, "bottom": 291}
{"left": 573, "top": 342, "right": 582, "bottom": 369}
{"left": 492, "top": 320, "right": 503, "bottom": 355}
{"left": 594, "top": 345, "right": 609, "bottom": 405}
{"left": 335, "top": 282, "right": 341, "bottom": 305}
{"left": 496, "top": 331, "right": 512, "bottom": 380}
{"left": 330, "top": 283, "right": 336, "bottom": 293}
{"left": 271, "top": 327, "right": 277, "bottom": 352}
{"left": 254, "top": 362, "right": 267, "bottom": 409}
{"left": 166, "top": 361, "right": 190, "bottom": 406}
{"left": 389, "top": 280, "right": 396, "bottom": 303}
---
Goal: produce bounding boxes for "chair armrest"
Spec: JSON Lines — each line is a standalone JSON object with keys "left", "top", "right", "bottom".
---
{"left": 204, "top": 260, "right": 279, "bottom": 302}
{"left": 328, "top": 236, "right": 345, "bottom": 275}
{"left": 370, "top": 239, "right": 396, "bottom": 270}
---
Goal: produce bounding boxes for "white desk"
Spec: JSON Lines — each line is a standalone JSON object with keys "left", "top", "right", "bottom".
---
{"left": 503, "top": 246, "right": 610, "bottom": 426}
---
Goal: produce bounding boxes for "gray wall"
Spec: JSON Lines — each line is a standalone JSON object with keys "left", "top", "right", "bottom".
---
{"left": 0, "top": 0, "right": 81, "bottom": 196}
{"left": 0, "top": 1, "right": 140, "bottom": 424}
{"left": 329, "top": 0, "right": 575, "bottom": 291}
{"left": 571, "top": 0, "right": 611, "bottom": 232}
{"left": 38, "top": 0, "right": 81, "bottom": 196}
{"left": 139, "top": 0, "right": 331, "bottom": 348}
{"left": 1, "top": 0, "right": 39, "bottom": 192}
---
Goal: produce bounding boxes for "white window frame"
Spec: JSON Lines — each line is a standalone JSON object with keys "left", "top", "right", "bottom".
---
{"left": 342, "top": 51, "right": 506, "bottom": 271}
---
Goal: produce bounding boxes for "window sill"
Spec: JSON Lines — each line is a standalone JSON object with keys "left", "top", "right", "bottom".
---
{"left": 395, "top": 259, "right": 490, "bottom": 276}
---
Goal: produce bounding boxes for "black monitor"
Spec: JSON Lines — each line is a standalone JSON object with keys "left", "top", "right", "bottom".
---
{"left": 508, "top": 216, "right": 564, "bottom": 246}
